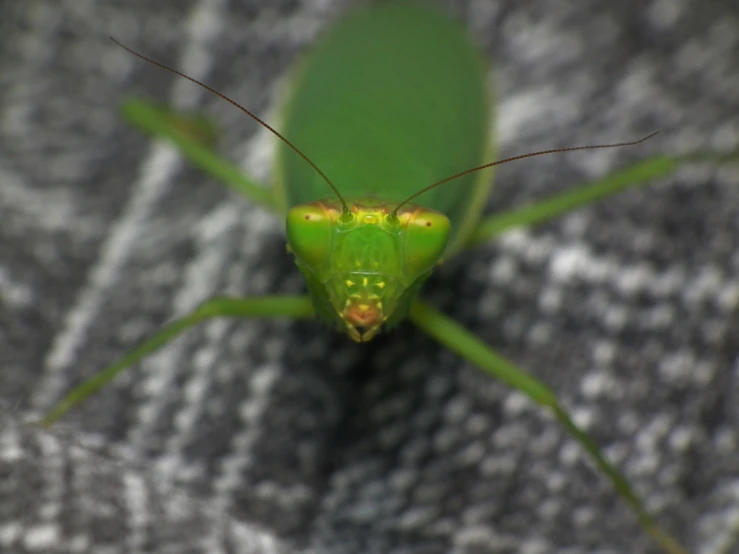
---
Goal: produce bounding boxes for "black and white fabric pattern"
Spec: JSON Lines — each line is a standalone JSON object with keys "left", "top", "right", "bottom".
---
{"left": 1, "top": 1, "right": 738, "bottom": 553}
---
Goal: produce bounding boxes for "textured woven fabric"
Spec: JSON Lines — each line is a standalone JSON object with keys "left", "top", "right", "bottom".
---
{"left": 1, "top": 1, "right": 738, "bottom": 553}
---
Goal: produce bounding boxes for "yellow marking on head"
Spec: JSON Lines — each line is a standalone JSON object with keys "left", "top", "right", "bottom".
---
{"left": 363, "top": 214, "right": 378, "bottom": 224}
{"left": 362, "top": 277, "right": 368, "bottom": 286}
{"left": 345, "top": 280, "right": 355, "bottom": 287}
{"left": 377, "top": 282, "right": 385, "bottom": 289}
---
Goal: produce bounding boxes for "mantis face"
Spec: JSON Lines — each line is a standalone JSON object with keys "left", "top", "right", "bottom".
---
{"left": 286, "top": 198, "right": 450, "bottom": 341}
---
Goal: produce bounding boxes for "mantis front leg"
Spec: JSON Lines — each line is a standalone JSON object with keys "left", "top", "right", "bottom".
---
{"left": 41, "top": 295, "right": 315, "bottom": 426}
{"left": 409, "top": 299, "right": 689, "bottom": 554}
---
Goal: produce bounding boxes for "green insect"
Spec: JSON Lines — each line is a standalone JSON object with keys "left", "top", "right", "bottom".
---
{"left": 41, "top": 2, "right": 734, "bottom": 553}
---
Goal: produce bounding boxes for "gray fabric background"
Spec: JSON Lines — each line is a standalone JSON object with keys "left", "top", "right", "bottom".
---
{"left": 1, "top": 1, "right": 738, "bottom": 553}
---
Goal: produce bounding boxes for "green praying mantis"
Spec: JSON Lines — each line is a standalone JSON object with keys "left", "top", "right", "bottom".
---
{"left": 39, "top": 2, "right": 736, "bottom": 553}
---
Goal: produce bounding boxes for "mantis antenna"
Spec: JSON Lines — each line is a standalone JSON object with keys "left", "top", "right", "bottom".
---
{"left": 112, "top": 38, "right": 658, "bottom": 220}
{"left": 111, "top": 38, "right": 350, "bottom": 213}
{"left": 392, "top": 132, "right": 660, "bottom": 215}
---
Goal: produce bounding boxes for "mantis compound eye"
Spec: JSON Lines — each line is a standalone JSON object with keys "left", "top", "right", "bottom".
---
{"left": 403, "top": 209, "right": 451, "bottom": 276}
{"left": 286, "top": 204, "right": 334, "bottom": 267}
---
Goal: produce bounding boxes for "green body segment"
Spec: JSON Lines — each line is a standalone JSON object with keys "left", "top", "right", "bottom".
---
{"left": 275, "top": 1, "right": 493, "bottom": 252}
{"left": 277, "top": 1, "right": 492, "bottom": 340}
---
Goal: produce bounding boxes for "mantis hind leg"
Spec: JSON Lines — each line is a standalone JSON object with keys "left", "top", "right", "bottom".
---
{"left": 409, "top": 299, "right": 689, "bottom": 554}
{"left": 40, "top": 295, "right": 315, "bottom": 427}
{"left": 121, "top": 98, "right": 281, "bottom": 213}
{"left": 464, "top": 151, "right": 738, "bottom": 248}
